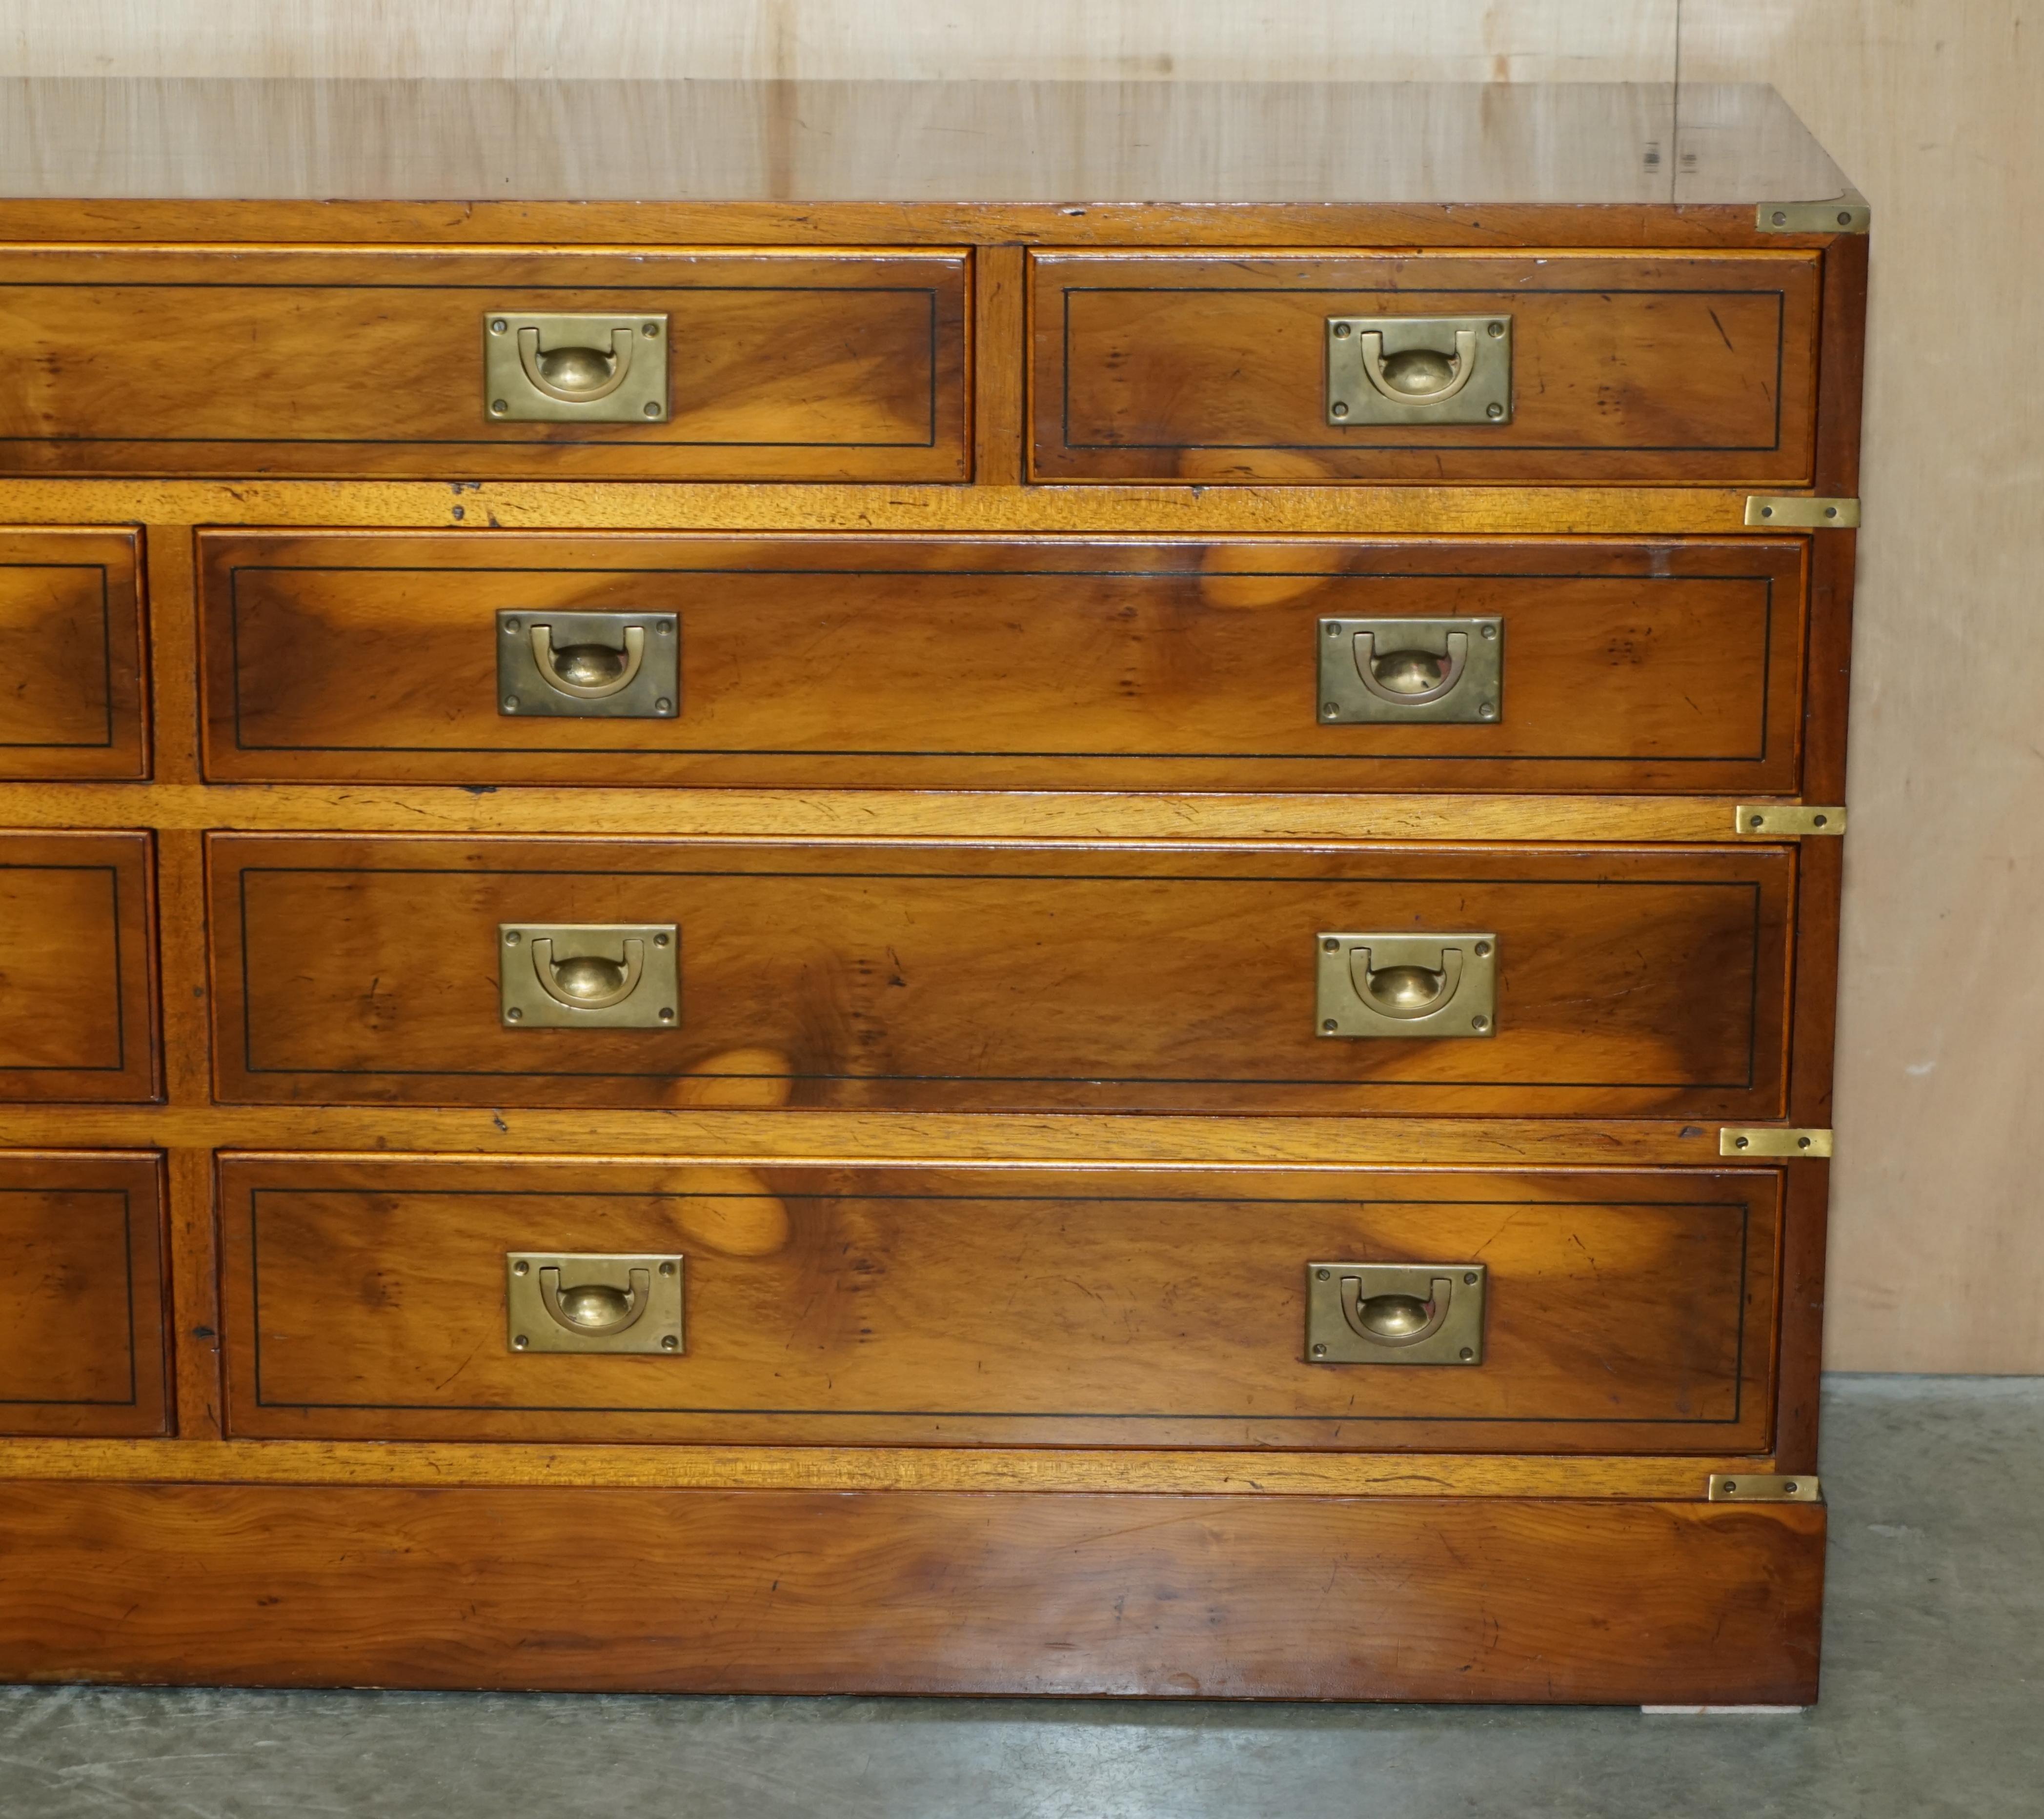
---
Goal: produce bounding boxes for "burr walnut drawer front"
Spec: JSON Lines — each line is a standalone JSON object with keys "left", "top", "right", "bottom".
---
{"left": 0, "top": 528, "right": 148, "bottom": 780}
{"left": 0, "top": 832, "right": 158, "bottom": 1103}
{"left": 0, "top": 247, "right": 967, "bottom": 481}
{"left": 218, "top": 1155, "right": 1781, "bottom": 1452}
{"left": 1032, "top": 250, "right": 1821, "bottom": 484}
{"left": 208, "top": 836, "right": 1792, "bottom": 1118}
{"left": 199, "top": 531, "right": 1808, "bottom": 795}
{"left": 0, "top": 1151, "right": 168, "bottom": 1437}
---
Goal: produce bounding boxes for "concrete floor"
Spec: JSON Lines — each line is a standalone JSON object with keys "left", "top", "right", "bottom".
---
{"left": 1, "top": 1375, "right": 2038, "bottom": 1819}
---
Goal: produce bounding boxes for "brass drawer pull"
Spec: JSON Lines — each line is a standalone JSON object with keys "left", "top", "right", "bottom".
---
{"left": 518, "top": 323, "right": 637, "bottom": 404}
{"left": 483, "top": 311, "right": 669, "bottom": 424}
{"left": 506, "top": 1252, "right": 685, "bottom": 1354}
{"left": 1307, "top": 1262, "right": 1487, "bottom": 1365}
{"left": 1360, "top": 328, "right": 1477, "bottom": 405}
{"left": 1356, "top": 946, "right": 1464, "bottom": 1020}
{"left": 1318, "top": 616, "right": 1502, "bottom": 724}
{"left": 531, "top": 621, "right": 644, "bottom": 699}
{"left": 497, "top": 610, "right": 679, "bottom": 719}
{"left": 1355, "top": 627, "right": 1468, "bottom": 704}
{"left": 533, "top": 933, "right": 644, "bottom": 1011}
{"left": 1343, "top": 1275, "right": 1454, "bottom": 1346}
{"left": 1326, "top": 314, "right": 1512, "bottom": 426}
{"left": 498, "top": 922, "right": 679, "bottom": 1029}
{"left": 1317, "top": 932, "right": 1498, "bottom": 1039}
{"left": 543, "top": 1262, "right": 651, "bottom": 1334}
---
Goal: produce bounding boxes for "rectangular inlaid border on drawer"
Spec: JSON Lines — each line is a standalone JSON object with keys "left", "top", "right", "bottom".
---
{"left": 0, "top": 528, "right": 148, "bottom": 780}
{"left": 1030, "top": 249, "right": 1822, "bottom": 484}
{"left": 0, "top": 831, "right": 160, "bottom": 1103}
{"left": 0, "top": 247, "right": 971, "bottom": 482}
{"left": 206, "top": 836, "right": 1794, "bottom": 1119}
{"left": 218, "top": 1156, "right": 1781, "bottom": 1454}
{"left": 197, "top": 531, "right": 1810, "bottom": 796}
{"left": 0, "top": 1149, "right": 169, "bottom": 1436}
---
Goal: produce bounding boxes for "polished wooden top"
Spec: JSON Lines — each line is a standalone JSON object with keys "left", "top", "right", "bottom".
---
{"left": 0, "top": 80, "right": 1854, "bottom": 206}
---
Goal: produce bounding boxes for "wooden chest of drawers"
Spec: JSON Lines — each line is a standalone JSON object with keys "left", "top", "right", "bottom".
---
{"left": 0, "top": 78, "right": 1864, "bottom": 1704}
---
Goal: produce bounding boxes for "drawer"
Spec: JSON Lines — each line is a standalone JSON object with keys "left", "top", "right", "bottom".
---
{"left": 0, "top": 247, "right": 968, "bottom": 481}
{"left": 0, "top": 1150, "right": 168, "bottom": 1436}
{"left": 208, "top": 836, "right": 1791, "bottom": 1117}
{"left": 0, "top": 832, "right": 158, "bottom": 1102}
{"left": 199, "top": 531, "right": 1807, "bottom": 795}
{"left": 219, "top": 1155, "right": 1781, "bottom": 1452}
{"left": 0, "top": 528, "right": 147, "bottom": 780}
{"left": 1032, "top": 251, "right": 1821, "bottom": 484}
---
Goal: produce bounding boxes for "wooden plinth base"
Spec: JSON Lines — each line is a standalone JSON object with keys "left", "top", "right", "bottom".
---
{"left": 0, "top": 1483, "right": 1822, "bottom": 1702}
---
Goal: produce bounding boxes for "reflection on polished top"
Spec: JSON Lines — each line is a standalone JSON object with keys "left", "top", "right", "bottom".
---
{"left": 0, "top": 79, "right": 1855, "bottom": 205}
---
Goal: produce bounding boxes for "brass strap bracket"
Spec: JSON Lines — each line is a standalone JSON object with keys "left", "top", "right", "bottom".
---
{"left": 1708, "top": 1473, "right": 1823, "bottom": 1502}
{"left": 1735, "top": 804, "right": 1845, "bottom": 836}
{"left": 1756, "top": 201, "right": 1870, "bottom": 234}
{"left": 1745, "top": 496, "right": 1860, "bottom": 528}
{"left": 1720, "top": 1128, "right": 1834, "bottom": 1158}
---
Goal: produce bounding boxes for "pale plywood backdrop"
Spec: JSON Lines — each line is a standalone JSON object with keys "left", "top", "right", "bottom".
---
{"left": 0, "top": 2, "right": 1680, "bottom": 82}
{"left": 1683, "top": 1, "right": 2044, "bottom": 1374}
{"left": 0, "top": 0, "right": 2037, "bottom": 1371}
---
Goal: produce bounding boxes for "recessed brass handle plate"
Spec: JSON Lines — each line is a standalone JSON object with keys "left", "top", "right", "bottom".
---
{"left": 497, "top": 610, "right": 679, "bottom": 719}
{"left": 499, "top": 923, "right": 679, "bottom": 1029}
{"left": 1316, "top": 932, "right": 1498, "bottom": 1039}
{"left": 1318, "top": 616, "right": 1502, "bottom": 724}
{"left": 506, "top": 1252, "right": 684, "bottom": 1354}
{"left": 1306, "top": 1262, "right": 1486, "bottom": 1365}
{"left": 1326, "top": 315, "right": 1512, "bottom": 425}
{"left": 484, "top": 312, "right": 669, "bottom": 424}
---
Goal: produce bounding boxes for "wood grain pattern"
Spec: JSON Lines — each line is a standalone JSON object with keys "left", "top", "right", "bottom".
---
{"left": 165, "top": 1146, "right": 222, "bottom": 1438}
{"left": 208, "top": 835, "right": 1795, "bottom": 1117}
{"left": 1032, "top": 251, "right": 1822, "bottom": 484}
{"left": 0, "top": 1150, "right": 167, "bottom": 1437}
{"left": 0, "top": 528, "right": 147, "bottom": 780}
{"left": 0, "top": 1481, "right": 1824, "bottom": 1702}
{"left": 0, "top": 829, "right": 157, "bottom": 1102}
{"left": 0, "top": 1437, "right": 1765, "bottom": 1497}
{"left": 0, "top": 476, "right": 1777, "bottom": 535}
{"left": 0, "top": 195, "right": 1831, "bottom": 252}
{"left": 0, "top": 782, "right": 1782, "bottom": 843}
{"left": 0, "top": 1108, "right": 1759, "bottom": 1168}
{"left": 971, "top": 244, "right": 1027, "bottom": 485}
{"left": 218, "top": 1156, "right": 1781, "bottom": 1452}
{"left": 0, "top": 247, "right": 970, "bottom": 481}
{"left": 197, "top": 531, "right": 1808, "bottom": 795}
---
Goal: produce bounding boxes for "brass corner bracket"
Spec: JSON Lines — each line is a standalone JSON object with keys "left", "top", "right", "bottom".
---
{"left": 1720, "top": 1128, "right": 1834, "bottom": 1159}
{"left": 1756, "top": 201, "right": 1869, "bottom": 234}
{"left": 1735, "top": 805, "right": 1845, "bottom": 837}
{"left": 1708, "top": 1473, "right": 1824, "bottom": 1502}
{"left": 1745, "top": 496, "right": 1860, "bottom": 528}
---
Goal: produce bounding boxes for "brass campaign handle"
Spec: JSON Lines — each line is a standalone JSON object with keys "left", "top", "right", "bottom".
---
{"left": 516, "top": 323, "right": 637, "bottom": 404}
{"left": 1352, "top": 629, "right": 1471, "bottom": 707}
{"left": 1357, "top": 327, "right": 1479, "bottom": 404}
{"left": 1340, "top": 1273, "right": 1456, "bottom": 1348}
{"left": 537, "top": 1264, "right": 653, "bottom": 1336}
{"left": 531, "top": 935, "right": 645, "bottom": 1011}
{"left": 529, "top": 622, "right": 647, "bottom": 700}
{"left": 1349, "top": 945, "right": 1466, "bottom": 1021}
